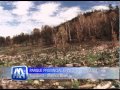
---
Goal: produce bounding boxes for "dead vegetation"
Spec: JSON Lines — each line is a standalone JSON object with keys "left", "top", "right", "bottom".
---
{"left": 0, "top": 5, "right": 119, "bottom": 89}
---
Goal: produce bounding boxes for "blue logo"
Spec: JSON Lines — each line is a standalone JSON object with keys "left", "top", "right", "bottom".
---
{"left": 11, "top": 66, "right": 28, "bottom": 80}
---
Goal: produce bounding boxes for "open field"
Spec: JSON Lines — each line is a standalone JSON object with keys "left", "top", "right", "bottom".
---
{"left": 0, "top": 41, "right": 119, "bottom": 89}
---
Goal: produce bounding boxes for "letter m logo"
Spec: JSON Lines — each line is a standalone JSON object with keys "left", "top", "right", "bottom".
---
{"left": 11, "top": 66, "right": 28, "bottom": 80}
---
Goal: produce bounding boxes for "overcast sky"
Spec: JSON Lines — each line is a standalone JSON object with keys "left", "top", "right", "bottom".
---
{"left": 0, "top": 1, "right": 119, "bottom": 37}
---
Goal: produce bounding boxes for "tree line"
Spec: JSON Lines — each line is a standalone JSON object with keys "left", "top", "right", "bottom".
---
{"left": 0, "top": 5, "right": 119, "bottom": 47}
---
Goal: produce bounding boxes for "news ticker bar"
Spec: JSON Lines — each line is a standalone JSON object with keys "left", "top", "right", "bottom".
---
{"left": 0, "top": 67, "right": 119, "bottom": 80}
